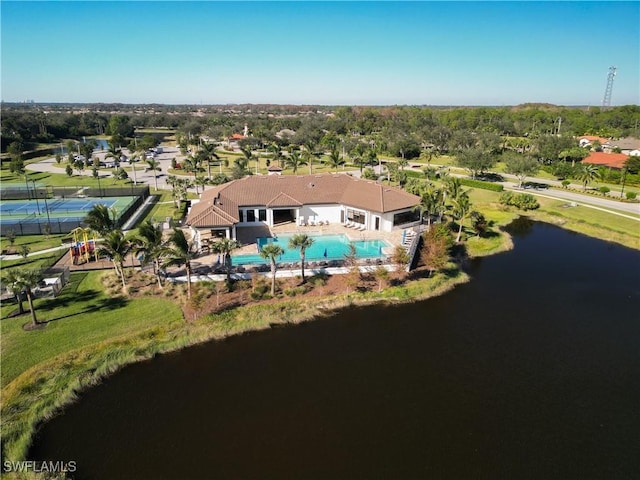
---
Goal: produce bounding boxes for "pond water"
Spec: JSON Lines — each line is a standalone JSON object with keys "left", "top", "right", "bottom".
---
{"left": 58, "top": 138, "right": 109, "bottom": 154}
{"left": 28, "top": 220, "right": 640, "bottom": 479}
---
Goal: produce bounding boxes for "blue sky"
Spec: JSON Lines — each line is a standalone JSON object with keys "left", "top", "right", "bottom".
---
{"left": 1, "top": 1, "right": 638, "bottom": 105}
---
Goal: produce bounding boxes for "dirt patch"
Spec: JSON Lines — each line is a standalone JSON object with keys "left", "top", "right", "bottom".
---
{"left": 23, "top": 321, "right": 47, "bottom": 331}
{"left": 100, "top": 259, "right": 435, "bottom": 324}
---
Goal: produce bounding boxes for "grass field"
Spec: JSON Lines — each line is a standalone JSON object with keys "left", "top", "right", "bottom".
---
{"left": 0, "top": 271, "right": 184, "bottom": 386}
{"left": 466, "top": 187, "right": 640, "bottom": 249}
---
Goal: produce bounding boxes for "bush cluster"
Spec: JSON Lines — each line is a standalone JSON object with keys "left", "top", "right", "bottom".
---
{"left": 499, "top": 191, "right": 540, "bottom": 210}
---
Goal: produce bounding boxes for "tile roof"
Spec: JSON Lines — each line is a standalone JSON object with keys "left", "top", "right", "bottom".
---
{"left": 186, "top": 173, "right": 420, "bottom": 228}
{"left": 582, "top": 152, "right": 629, "bottom": 169}
{"left": 579, "top": 135, "right": 610, "bottom": 143}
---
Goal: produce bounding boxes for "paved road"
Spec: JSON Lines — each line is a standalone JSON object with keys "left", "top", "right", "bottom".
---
{"left": 404, "top": 163, "right": 640, "bottom": 218}
{"left": 26, "top": 146, "right": 184, "bottom": 191}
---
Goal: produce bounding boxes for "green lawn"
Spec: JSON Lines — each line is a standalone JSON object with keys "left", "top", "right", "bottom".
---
{"left": 1, "top": 271, "right": 184, "bottom": 386}
{"left": 466, "top": 187, "right": 640, "bottom": 249}
{"left": 0, "top": 233, "right": 69, "bottom": 254}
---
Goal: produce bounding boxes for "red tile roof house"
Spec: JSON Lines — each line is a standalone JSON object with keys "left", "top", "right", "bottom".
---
{"left": 581, "top": 151, "right": 629, "bottom": 169}
{"left": 185, "top": 173, "right": 421, "bottom": 246}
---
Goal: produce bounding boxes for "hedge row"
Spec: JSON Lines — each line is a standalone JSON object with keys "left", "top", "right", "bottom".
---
{"left": 459, "top": 178, "right": 504, "bottom": 192}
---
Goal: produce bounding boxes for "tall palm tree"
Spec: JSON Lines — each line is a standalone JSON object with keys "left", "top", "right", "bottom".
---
{"left": 285, "top": 151, "right": 303, "bottom": 174}
{"left": 303, "top": 140, "right": 318, "bottom": 174}
{"left": 105, "top": 142, "right": 122, "bottom": 167}
{"left": 194, "top": 176, "right": 208, "bottom": 195}
{"left": 326, "top": 147, "right": 344, "bottom": 172}
{"left": 163, "top": 228, "right": 198, "bottom": 299}
{"left": 133, "top": 220, "right": 166, "bottom": 288}
{"left": 240, "top": 146, "right": 258, "bottom": 174}
{"left": 415, "top": 185, "right": 442, "bottom": 230}
{"left": 576, "top": 163, "right": 601, "bottom": 191}
{"left": 259, "top": 243, "right": 285, "bottom": 296}
{"left": 146, "top": 158, "right": 162, "bottom": 191}
{"left": 199, "top": 142, "right": 220, "bottom": 179}
{"left": 451, "top": 192, "right": 472, "bottom": 243}
{"left": 85, "top": 204, "right": 116, "bottom": 235}
{"left": 288, "top": 233, "right": 314, "bottom": 283}
{"left": 98, "top": 230, "right": 132, "bottom": 290}
{"left": 268, "top": 143, "right": 285, "bottom": 168}
{"left": 210, "top": 237, "right": 242, "bottom": 286}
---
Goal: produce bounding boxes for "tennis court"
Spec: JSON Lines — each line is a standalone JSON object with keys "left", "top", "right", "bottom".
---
{"left": 0, "top": 196, "right": 138, "bottom": 230}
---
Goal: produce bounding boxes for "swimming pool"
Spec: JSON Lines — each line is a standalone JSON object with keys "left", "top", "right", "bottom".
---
{"left": 232, "top": 234, "right": 390, "bottom": 265}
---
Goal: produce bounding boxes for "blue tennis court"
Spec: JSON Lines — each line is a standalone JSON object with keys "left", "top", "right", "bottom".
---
{"left": 0, "top": 196, "right": 137, "bottom": 226}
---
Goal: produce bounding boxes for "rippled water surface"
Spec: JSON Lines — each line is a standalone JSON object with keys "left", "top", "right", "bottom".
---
{"left": 29, "top": 220, "right": 640, "bottom": 479}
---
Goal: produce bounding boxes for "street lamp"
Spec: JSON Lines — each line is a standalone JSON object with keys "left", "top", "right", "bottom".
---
{"left": 43, "top": 194, "right": 51, "bottom": 225}
{"left": 24, "top": 174, "right": 31, "bottom": 200}
{"left": 31, "top": 180, "right": 41, "bottom": 215}
{"left": 97, "top": 173, "right": 103, "bottom": 198}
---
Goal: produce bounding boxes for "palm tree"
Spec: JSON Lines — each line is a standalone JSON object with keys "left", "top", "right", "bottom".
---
{"left": 2, "top": 269, "right": 30, "bottom": 317}
{"left": 303, "top": 140, "right": 318, "bottom": 174}
{"left": 240, "top": 146, "right": 258, "bottom": 174}
{"left": 268, "top": 143, "right": 285, "bottom": 168}
{"left": 451, "top": 192, "right": 472, "bottom": 242}
{"left": 4, "top": 269, "right": 42, "bottom": 326}
{"left": 163, "top": 228, "right": 198, "bottom": 299}
{"left": 199, "top": 142, "right": 220, "bottom": 179}
{"left": 259, "top": 243, "right": 285, "bottom": 296}
{"left": 133, "top": 220, "right": 166, "bottom": 288}
{"left": 210, "top": 237, "right": 242, "bottom": 286}
{"left": 285, "top": 151, "right": 303, "bottom": 173}
{"left": 288, "top": 233, "right": 314, "bottom": 283}
{"left": 576, "top": 163, "right": 601, "bottom": 191}
{"left": 98, "top": 230, "right": 132, "bottom": 290}
{"left": 146, "top": 158, "right": 162, "bottom": 191}
{"left": 326, "top": 147, "right": 345, "bottom": 172}
{"left": 85, "top": 204, "right": 117, "bottom": 235}
{"left": 194, "top": 176, "right": 208, "bottom": 195}
{"left": 415, "top": 185, "right": 442, "bottom": 230}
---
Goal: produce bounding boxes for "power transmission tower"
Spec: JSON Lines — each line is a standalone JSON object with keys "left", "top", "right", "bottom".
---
{"left": 602, "top": 66, "right": 617, "bottom": 109}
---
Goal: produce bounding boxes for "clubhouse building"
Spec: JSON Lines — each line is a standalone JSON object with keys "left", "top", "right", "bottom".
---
{"left": 186, "top": 173, "right": 421, "bottom": 243}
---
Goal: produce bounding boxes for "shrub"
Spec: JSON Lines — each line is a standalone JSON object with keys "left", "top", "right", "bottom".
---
{"left": 499, "top": 191, "right": 539, "bottom": 210}
{"left": 459, "top": 178, "right": 504, "bottom": 192}
{"left": 598, "top": 186, "right": 610, "bottom": 196}
{"left": 561, "top": 180, "right": 571, "bottom": 188}
{"left": 308, "top": 272, "right": 328, "bottom": 287}
{"left": 626, "top": 191, "right": 637, "bottom": 200}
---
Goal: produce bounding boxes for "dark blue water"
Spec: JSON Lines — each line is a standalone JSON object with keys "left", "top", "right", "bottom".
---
{"left": 29, "top": 220, "right": 640, "bottom": 479}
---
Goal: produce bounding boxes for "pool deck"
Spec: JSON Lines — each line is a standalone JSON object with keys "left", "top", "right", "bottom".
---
{"left": 232, "top": 221, "right": 405, "bottom": 257}
{"left": 185, "top": 221, "right": 414, "bottom": 280}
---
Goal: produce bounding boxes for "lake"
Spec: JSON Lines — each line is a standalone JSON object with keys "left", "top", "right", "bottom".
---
{"left": 28, "top": 220, "right": 640, "bottom": 479}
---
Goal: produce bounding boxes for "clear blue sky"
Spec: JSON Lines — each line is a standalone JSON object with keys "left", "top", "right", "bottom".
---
{"left": 2, "top": 1, "right": 638, "bottom": 106}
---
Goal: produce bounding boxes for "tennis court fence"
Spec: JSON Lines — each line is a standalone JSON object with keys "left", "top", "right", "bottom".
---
{"left": 1, "top": 185, "right": 150, "bottom": 201}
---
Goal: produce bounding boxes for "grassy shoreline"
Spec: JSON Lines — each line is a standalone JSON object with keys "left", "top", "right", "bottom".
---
{"left": 1, "top": 262, "right": 474, "bottom": 463}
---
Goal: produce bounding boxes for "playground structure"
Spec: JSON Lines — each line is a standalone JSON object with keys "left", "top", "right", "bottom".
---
{"left": 70, "top": 227, "right": 99, "bottom": 265}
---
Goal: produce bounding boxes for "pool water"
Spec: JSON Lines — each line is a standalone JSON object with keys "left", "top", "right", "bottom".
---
{"left": 233, "top": 234, "right": 390, "bottom": 265}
